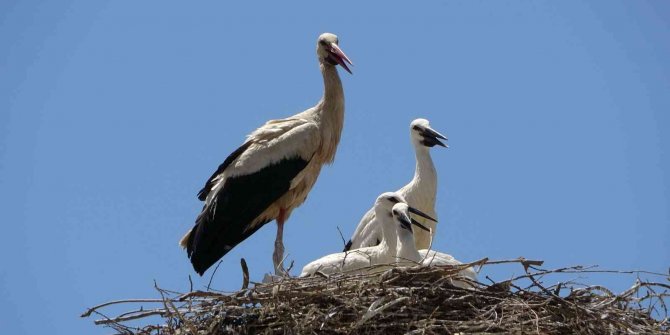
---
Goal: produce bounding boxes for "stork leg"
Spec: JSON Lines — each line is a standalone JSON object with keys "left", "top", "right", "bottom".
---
{"left": 273, "top": 208, "right": 287, "bottom": 276}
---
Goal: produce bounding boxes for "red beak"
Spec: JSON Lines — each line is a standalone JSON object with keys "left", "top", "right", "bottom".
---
{"left": 329, "top": 43, "right": 353, "bottom": 74}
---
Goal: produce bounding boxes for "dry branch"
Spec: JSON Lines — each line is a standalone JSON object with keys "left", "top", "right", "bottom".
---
{"left": 82, "top": 258, "right": 670, "bottom": 335}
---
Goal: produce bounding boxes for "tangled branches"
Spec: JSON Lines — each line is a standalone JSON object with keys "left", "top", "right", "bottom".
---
{"left": 81, "top": 258, "right": 669, "bottom": 334}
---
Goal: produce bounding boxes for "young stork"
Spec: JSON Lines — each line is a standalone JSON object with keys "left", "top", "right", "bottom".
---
{"left": 417, "top": 250, "right": 477, "bottom": 288}
{"left": 300, "top": 193, "right": 433, "bottom": 277}
{"left": 393, "top": 207, "right": 477, "bottom": 288}
{"left": 393, "top": 202, "right": 426, "bottom": 267}
{"left": 344, "top": 118, "right": 447, "bottom": 251}
{"left": 180, "top": 33, "right": 353, "bottom": 276}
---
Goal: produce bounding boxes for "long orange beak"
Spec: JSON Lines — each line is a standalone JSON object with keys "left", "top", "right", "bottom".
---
{"left": 329, "top": 43, "right": 353, "bottom": 74}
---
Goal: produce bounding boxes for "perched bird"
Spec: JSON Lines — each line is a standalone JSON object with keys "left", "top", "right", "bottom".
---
{"left": 344, "top": 118, "right": 447, "bottom": 251}
{"left": 180, "top": 33, "right": 353, "bottom": 276}
{"left": 393, "top": 202, "right": 427, "bottom": 267}
{"left": 417, "top": 249, "right": 477, "bottom": 288}
{"left": 393, "top": 207, "right": 477, "bottom": 288}
{"left": 300, "top": 193, "right": 433, "bottom": 277}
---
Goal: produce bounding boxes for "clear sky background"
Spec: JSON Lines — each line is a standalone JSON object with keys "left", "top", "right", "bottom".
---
{"left": 1, "top": 1, "right": 668, "bottom": 334}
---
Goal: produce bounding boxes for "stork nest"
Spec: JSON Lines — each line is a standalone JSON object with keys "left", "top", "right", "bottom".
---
{"left": 82, "top": 258, "right": 670, "bottom": 334}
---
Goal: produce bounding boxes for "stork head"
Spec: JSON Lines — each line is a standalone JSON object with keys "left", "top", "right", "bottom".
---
{"left": 392, "top": 203, "right": 432, "bottom": 234}
{"left": 374, "top": 192, "right": 405, "bottom": 216}
{"left": 317, "top": 33, "right": 353, "bottom": 74}
{"left": 374, "top": 192, "right": 437, "bottom": 224}
{"left": 410, "top": 118, "right": 448, "bottom": 148}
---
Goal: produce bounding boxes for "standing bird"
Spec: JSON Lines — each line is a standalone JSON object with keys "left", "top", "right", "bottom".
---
{"left": 300, "top": 193, "right": 433, "bottom": 277}
{"left": 180, "top": 33, "right": 353, "bottom": 276}
{"left": 344, "top": 118, "right": 447, "bottom": 251}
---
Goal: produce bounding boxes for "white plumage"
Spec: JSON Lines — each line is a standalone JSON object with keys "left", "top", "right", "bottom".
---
{"left": 180, "top": 33, "right": 353, "bottom": 276}
{"left": 345, "top": 118, "right": 448, "bottom": 252}
{"left": 394, "top": 203, "right": 424, "bottom": 267}
{"left": 418, "top": 250, "right": 478, "bottom": 287}
{"left": 393, "top": 212, "right": 478, "bottom": 289}
{"left": 300, "top": 193, "right": 433, "bottom": 277}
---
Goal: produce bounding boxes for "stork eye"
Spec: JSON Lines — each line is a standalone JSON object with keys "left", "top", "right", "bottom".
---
{"left": 412, "top": 125, "right": 421, "bottom": 131}
{"left": 390, "top": 197, "right": 400, "bottom": 203}
{"left": 319, "top": 40, "right": 328, "bottom": 46}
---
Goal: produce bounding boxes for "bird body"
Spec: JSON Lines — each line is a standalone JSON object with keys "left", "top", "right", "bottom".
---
{"left": 181, "top": 33, "right": 353, "bottom": 275}
{"left": 345, "top": 119, "right": 447, "bottom": 251}
{"left": 392, "top": 206, "right": 478, "bottom": 288}
{"left": 397, "top": 143, "right": 439, "bottom": 249}
{"left": 395, "top": 229, "right": 478, "bottom": 288}
{"left": 299, "top": 240, "right": 394, "bottom": 277}
{"left": 394, "top": 208, "right": 423, "bottom": 267}
{"left": 418, "top": 249, "right": 477, "bottom": 287}
{"left": 300, "top": 193, "right": 434, "bottom": 277}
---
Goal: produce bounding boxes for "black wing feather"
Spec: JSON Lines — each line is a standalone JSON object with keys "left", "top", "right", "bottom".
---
{"left": 197, "top": 141, "right": 253, "bottom": 201}
{"left": 187, "top": 156, "right": 310, "bottom": 275}
{"left": 342, "top": 239, "right": 353, "bottom": 252}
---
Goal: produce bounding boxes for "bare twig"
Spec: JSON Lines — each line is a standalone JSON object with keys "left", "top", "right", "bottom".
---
{"left": 207, "top": 260, "right": 223, "bottom": 291}
{"left": 336, "top": 225, "right": 347, "bottom": 248}
{"left": 94, "top": 309, "right": 169, "bottom": 325}
{"left": 82, "top": 258, "right": 670, "bottom": 335}
{"left": 81, "top": 299, "right": 169, "bottom": 317}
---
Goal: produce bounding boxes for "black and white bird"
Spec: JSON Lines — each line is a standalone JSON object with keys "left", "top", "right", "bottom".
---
{"left": 180, "top": 33, "right": 353, "bottom": 276}
{"left": 300, "top": 192, "right": 433, "bottom": 277}
{"left": 344, "top": 118, "right": 447, "bottom": 252}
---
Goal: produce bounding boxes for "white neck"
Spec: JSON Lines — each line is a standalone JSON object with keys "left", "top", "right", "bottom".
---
{"left": 312, "top": 63, "right": 345, "bottom": 164}
{"left": 375, "top": 209, "right": 397, "bottom": 255}
{"left": 396, "top": 229, "right": 421, "bottom": 263}
{"left": 321, "top": 64, "right": 344, "bottom": 107}
{"left": 409, "top": 145, "right": 437, "bottom": 195}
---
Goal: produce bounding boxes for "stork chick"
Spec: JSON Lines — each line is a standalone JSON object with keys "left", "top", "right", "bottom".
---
{"left": 300, "top": 193, "right": 433, "bottom": 277}
{"left": 345, "top": 118, "right": 447, "bottom": 251}
{"left": 392, "top": 204, "right": 478, "bottom": 288}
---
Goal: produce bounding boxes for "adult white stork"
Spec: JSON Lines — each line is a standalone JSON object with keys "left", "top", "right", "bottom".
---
{"left": 180, "top": 33, "right": 353, "bottom": 276}
{"left": 344, "top": 118, "right": 447, "bottom": 251}
{"left": 299, "top": 193, "right": 433, "bottom": 277}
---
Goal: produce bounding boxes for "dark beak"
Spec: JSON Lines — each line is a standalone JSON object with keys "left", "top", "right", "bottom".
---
{"left": 397, "top": 211, "right": 430, "bottom": 232}
{"left": 410, "top": 218, "right": 431, "bottom": 232}
{"left": 408, "top": 206, "right": 437, "bottom": 222}
{"left": 328, "top": 43, "right": 353, "bottom": 74}
{"left": 397, "top": 213, "right": 414, "bottom": 232}
{"left": 420, "top": 127, "right": 448, "bottom": 148}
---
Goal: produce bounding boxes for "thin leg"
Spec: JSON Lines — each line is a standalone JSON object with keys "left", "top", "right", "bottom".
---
{"left": 273, "top": 208, "right": 287, "bottom": 276}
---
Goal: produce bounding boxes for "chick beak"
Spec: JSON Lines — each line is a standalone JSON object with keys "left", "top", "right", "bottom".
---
{"left": 408, "top": 206, "right": 437, "bottom": 222}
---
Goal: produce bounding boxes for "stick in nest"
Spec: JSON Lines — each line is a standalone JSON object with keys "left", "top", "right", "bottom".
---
{"left": 81, "top": 258, "right": 670, "bottom": 335}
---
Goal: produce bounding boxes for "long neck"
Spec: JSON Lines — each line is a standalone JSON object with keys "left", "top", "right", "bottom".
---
{"left": 397, "top": 230, "right": 421, "bottom": 263}
{"left": 314, "top": 64, "right": 345, "bottom": 163}
{"left": 377, "top": 212, "right": 397, "bottom": 254}
{"left": 322, "top": 64, "right": 344, "bottom": 107}
{"left": 410, "top": 146, "right": 437, "bottom": 195}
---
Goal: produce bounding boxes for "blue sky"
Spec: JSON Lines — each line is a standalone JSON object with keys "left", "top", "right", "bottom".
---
{"left": 1, "top": 1, "right": 668, "bottom": 333}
